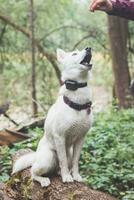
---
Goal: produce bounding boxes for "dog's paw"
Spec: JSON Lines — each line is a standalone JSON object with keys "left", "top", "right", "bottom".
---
{"left": 62, "top": 174, "right": 73, "bottom": 183}
{"left": 40, "top": 178, "right": 51, "bottom": 187}
{"left": 73, "top": 173, "right": 83, "bottom": 182}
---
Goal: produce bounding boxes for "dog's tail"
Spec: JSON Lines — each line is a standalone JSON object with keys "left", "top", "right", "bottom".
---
{"left": 12, "top": 152, "right": 35, "bottom": 174}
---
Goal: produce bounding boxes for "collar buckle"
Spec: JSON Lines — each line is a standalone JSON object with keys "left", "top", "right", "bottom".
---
{"left": 65, "top": 80, "right": 78, "bottom": 91}
{"left": 63, "top": 80, "right": 87, "bottom": 91}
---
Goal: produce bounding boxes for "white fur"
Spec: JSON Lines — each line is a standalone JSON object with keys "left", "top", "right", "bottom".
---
{"left": 12, "top": 152, "right": 35, "bottom": 174}
{"left": 13, "top": 48, "right": 93, "bottom": 187}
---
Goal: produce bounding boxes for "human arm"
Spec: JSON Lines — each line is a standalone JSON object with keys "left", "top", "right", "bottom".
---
{"left": 89, "top": 0, "right": 134, "bottom": 21}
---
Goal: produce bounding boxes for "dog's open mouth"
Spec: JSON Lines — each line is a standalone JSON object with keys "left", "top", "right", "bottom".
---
{"left": 80, "top": 49, "right": 92, "bottom": 69}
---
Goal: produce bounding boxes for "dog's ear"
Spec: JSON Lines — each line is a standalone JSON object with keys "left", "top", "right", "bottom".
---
{"left": 57, "top": 49, "right": 66, "bottom": 62}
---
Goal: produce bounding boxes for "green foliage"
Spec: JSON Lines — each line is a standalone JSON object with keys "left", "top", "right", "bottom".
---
{"left": 12, "top": 127, "right": 44, "bottom": 151}
{"left": 0, "top": 1, "right": 134, "bottom": 198}
{"left": 0, "top": 146, "right": 12, "bottom": 182}
{"left": 0, "top": 0, "right": 110, "bottom": 108}
{"left": 80, "top": 108, "right": 134, "bottom": 199}
{"left": 0, "top": 127, "right": 43, "bottom": 182}
{"left": 0, "top": 109, "right": 134, "bottom": 200}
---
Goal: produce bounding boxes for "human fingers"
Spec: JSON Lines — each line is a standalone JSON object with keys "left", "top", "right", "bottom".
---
{"left": 89, "top": 0, "right": 106, "bottom": 11}
{"left": 89, "top": 0, "right": 98, "bottom": 11}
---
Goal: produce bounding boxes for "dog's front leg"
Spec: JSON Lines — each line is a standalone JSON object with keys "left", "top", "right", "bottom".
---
{"left": 54, "top": 136, "right": 73, "bottom": 183}
{"left": 72, "top": 137, "right": 84, "bottom": 182}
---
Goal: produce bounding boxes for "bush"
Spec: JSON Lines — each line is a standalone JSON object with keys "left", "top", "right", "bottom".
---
{"left": 0, "top": 108, "right": 134, "bottom": 199}
{"left": 80, "top": 108, "right": 134, "bottom": 199}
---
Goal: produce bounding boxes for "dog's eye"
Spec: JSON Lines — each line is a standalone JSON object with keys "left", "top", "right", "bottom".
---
{"left": 72, "top": 53, "right": 77, "bottom": 56}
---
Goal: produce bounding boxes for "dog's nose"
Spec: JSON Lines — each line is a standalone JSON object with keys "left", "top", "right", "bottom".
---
{"left": 85, "top": 47, "right": 91, "bottom": 52}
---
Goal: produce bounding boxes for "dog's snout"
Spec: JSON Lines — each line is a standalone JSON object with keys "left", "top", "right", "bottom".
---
{"left": 85, "top": 47, "right": 91, "bottom": 52}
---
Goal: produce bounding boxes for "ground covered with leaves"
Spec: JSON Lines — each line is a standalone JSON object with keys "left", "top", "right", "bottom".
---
{"left": 0, "top": 108, "right": 134, "bottom": 200}
{"left": 80, "top": 108, "right": 134, "bottom": 200}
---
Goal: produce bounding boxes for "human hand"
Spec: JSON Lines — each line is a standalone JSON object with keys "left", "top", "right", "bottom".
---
{"left": 89, "top": 0, "right": 113, "bottom": 12}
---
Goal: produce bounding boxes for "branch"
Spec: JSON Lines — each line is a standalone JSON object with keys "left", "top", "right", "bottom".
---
{"left": 0, "top": 14, "right": 61, "bottom": 83}
{"left": 40, "top": 25, "right": 80, "bottom": 41}
{"left": 0, "top": 23, "right": 7, "bottom": 44}
{"left": 0, "top": 15, "right": 30, "bottom": 37}
{"left": 73, "top": 34, "right": 92, "bottom": 50}
{"left": 73, "top": 32, "right": 109, "bottom": 51}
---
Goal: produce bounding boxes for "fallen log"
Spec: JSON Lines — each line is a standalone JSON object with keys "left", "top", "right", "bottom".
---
{"left": 0, "top": 149, "right": 118, "bottom": 200}
{"left": 16, "top": 117, "right": 45, "bottom": 133}
{"left": 0, "top": 129, "right": 30, "bottom": 146}
{"left": 0, "top": 117, "right": 44, "bottom": 146}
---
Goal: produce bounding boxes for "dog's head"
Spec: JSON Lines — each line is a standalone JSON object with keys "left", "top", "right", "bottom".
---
{"left": 57, "top": 48, "right": 92, "bottom": 81}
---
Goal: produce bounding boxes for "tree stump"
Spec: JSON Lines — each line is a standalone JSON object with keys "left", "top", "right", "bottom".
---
{"left": 0, "top": 149, "right": 118, "bottom": 200}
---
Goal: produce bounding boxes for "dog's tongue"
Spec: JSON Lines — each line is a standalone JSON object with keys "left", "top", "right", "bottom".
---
{"left": 80, "top": 60, "right": 92, "bottom": 70}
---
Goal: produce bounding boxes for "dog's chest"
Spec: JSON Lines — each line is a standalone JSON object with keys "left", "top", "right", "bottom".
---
{"left": 65, "top": 111, "right": 92, "bottom": 144}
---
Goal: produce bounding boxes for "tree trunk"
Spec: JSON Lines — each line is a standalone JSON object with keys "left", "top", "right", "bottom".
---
{"left": 29, "top": 0, "right": 38, "bottom": 116}
{"left": 0, "top": 149, "right": 117, "bottom": 200}
{"left": 108, "top": 16, "right": 131, "bottom": 108}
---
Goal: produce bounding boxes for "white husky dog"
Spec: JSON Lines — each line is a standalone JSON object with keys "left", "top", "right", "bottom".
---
{"left": 12, "top": 47, "right": 93, "bottom": 187}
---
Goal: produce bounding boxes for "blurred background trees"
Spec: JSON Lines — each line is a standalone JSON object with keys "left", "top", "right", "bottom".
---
{"left": 0, "top": 0, "right": 133, "bottom": 117}
{"left": 108, "top": 17, "right": 132, "bottom": 108}
{"left": 0, "top": 1, "right": 134, "bottom": 199}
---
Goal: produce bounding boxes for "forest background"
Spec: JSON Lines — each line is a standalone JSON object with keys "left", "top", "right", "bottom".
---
{"left": 0, "top": 0, "right": 134, "bottom": 200}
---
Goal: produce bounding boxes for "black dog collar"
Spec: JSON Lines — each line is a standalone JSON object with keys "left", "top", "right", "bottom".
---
{"left": 63, "top": 96, "right": 92, "bottom": 113}
{"left": 61, "top": 80, "right": 87, "bottom": 91}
